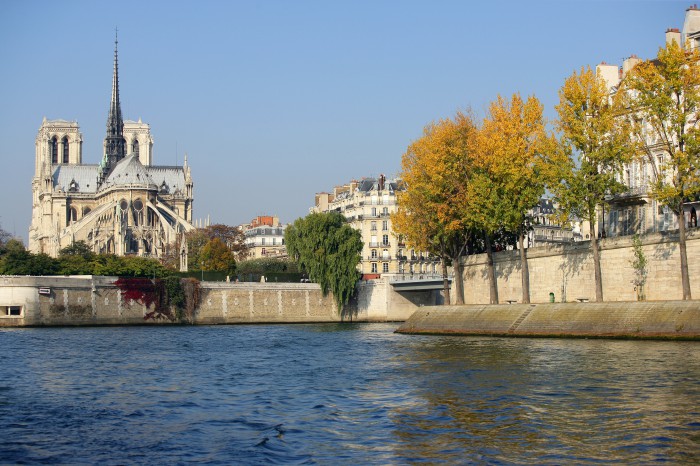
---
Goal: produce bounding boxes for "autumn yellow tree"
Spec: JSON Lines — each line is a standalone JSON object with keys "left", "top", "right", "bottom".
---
{"left": 476, "top": 94, "right": 558, "bottom": 303}
{"left": 623, "top": 40, "right": 700, "bottom": 300}
{"left": 393, "top": 112, "right": 478, "bottom": 304}
{"left": 552, "top": 66, "right": 633, "bottom": 302}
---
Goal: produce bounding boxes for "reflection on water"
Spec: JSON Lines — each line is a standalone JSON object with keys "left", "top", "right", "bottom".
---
{"left": 0, "top": 324, "right": 698, "bottom": 464}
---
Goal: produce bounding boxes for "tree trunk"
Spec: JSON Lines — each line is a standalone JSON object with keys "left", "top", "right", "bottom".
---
{"left": 452, "top": 255, "right": 465, "bottom": 305}
{"left": 441, "top": 258, "right": 451, "bottom": 305}
{"left": 678, "top": 202, "right": 692, "bottom": 300}
{"left": 591, "top": 215, "right": 603, "bottom": 303}
{"left": 484, "top": 234, "right": 499, "bottom": 304}
{"left": 518, "top": 230, "right": 530, "bottom": 304}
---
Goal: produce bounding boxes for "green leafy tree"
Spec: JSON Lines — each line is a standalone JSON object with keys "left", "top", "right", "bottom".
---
{"left": 285, "top": 212, "right": 362, "bottom": 311}
{"left": 200, "top": 237, "right": 237, "bottom": 274}
{"left": 552, "top": 66, "right": 633, "bottom": 302}
{"left": 56, "top": 241, "right": 96, "bottom": 275}
{"left": 0, "top": 239, "right": 58, "bottom": 275}
{"left": 623, "top": 40, "right": 700, "bottom": 300}
{"left": 475, "top": 94, "right": 557, "bottom": 303}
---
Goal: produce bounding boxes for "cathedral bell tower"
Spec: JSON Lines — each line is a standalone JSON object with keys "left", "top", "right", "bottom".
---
{"left": 99, "top": 32, "right": 126, "bottom": 183}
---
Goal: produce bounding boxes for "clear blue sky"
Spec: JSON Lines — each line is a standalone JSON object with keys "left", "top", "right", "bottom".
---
{"left": 0, "top": 0, "right": 686, "bottom": 242}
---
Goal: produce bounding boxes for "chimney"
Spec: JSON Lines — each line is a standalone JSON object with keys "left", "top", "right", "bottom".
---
{"left": 666, "top": 28, "right": 682, "bottom": 46}
{"left": 622, "top": 54, "right": 642, "bottom": 77}
{"left": 596, "top": 62, "right": 620, "bottom": 89}
{"left": 684, "top": 4, "right": 700, "bottom": 48}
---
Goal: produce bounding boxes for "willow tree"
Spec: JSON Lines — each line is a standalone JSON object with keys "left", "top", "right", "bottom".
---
{"left": 552, "top": 66, "right": 632, "bottom": 302}
{"left": 477, "top": 94, "right": 557, "bottom": 303}
{"left": 284, "top": 212, "right": 362, "bottom": 311}
{"left": 393, "top": 112, "right": 477, "bottom": 304}
{"left": 623, "top": 40, "right": 700, "bottom": 300}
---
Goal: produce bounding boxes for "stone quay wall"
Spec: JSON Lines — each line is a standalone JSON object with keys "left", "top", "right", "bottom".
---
{"left": 459, "top": 229, "right": 700, "bottom": 304}
{"left": 396, "top": 301, "right": 700, "bottom": 340}
{"left": 0, "top": 275, "right": 424, "bottom": 327}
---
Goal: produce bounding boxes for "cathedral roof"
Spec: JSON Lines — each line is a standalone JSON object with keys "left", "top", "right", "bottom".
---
{"left": 148, "top": 166, "right": 188, "bottom": 196}
{"left": 53, "top": 164, "right": 100, "bottom": 193}
{"left": 102, "top": 154, "right": 158, "bottom": 190}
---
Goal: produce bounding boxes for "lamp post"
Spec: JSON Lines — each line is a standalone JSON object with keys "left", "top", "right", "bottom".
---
{"left": 201, "top": 261, "right": 205, "bottom": 282}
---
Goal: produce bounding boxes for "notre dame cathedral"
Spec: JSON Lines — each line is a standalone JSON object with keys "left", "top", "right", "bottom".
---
{"left": 29, "top": 37, "right": 195, "bottom": 262}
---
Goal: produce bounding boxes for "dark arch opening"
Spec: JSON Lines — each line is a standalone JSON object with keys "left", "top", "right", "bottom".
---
{"left": 62, "top": 136, "right": 69, "bottom": 163}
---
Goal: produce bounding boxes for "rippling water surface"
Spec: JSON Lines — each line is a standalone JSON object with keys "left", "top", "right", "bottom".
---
{"left": 1, "top": 323, "right": 699, "bottom": 464}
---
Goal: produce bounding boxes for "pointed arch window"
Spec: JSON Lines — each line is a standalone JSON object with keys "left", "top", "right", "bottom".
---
{"left": 50, "top": 137, "right": 58, "bottom": 164}
{"left": 62, "top": 137, "right": 69, "bottom": 163}
{"left": 132, "top": 138, "right": 139, "bottom": 157}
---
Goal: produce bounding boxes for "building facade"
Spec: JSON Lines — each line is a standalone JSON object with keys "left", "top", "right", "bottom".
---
{"left": 29, "top": 38, "right": 194, "bottom": 259}
{"left": 242, "top": 215, "right": 287, "bottom": 259}
{"left": 313, "top": 175, "right": 439, "bottom": 277}
{"left": 596, "top": 6, "right": 700, "bottom": 239}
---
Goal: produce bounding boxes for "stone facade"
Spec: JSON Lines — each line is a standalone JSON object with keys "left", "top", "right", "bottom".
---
{"left": 242, "top": 215, "right": 287, "bottom": 259}
{"left": 29, "top": 40, "right": 194, "bottom": 260}
{"left": 457, "top": 229, "right": 700, "bottom": 304}
{"left": 313, "top": 175, "right": 440, "bottom": 276}
{"left": 596, "top": 7, "right": 700, "bottom": 239}
{"left": 0, "top": 275, "right": 429, "bottom": 326}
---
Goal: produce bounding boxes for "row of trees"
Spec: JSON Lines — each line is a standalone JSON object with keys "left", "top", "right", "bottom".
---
{"left": 395, "top": 39, "right": 700, "bottom": 303}
{"left": 0, "top": 223, "right": 250, "bottom": 278}
{"left": 0, "top": 239, "right": 170, "bottom": 277}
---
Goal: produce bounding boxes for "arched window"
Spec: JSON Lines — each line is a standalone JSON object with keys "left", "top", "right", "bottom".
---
{"left": 68, "top": 207, "right": 77, "bottom": 225}
{"left": 133, "top": 199, "right": 143, "bottom": 226}
{"left": 132, "top": 138, "right": 139, "bottom": 157}
{"left": 50, "top": 137, "right": 58, "bottom": 164}
{"left": 82, "top": 207, "right": 91, "bottom": 217}
{"left": 62, "top": 137, "right": 69, "bottom": 163}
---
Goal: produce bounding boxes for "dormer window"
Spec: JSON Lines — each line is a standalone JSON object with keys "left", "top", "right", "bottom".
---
{"left": 68, "top": 179, "right": 78, "bottom": 192}
{"left": 160, "top": 181, "right": 169, "bottom": 194}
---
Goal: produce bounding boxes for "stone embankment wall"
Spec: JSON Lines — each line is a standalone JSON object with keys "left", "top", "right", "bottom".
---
{"left": 396, "top": 302, "right": 700, "bottom": 339}
{"left": 0, "top": 275, "right": 424, "bottom": 327}
{"left": 459, "top": 230, "right": 700, "bottom": 304}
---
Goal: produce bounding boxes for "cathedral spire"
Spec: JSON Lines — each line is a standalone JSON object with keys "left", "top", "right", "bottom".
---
{"left": 100, "top": 30, "right": 126, "bottom": 182}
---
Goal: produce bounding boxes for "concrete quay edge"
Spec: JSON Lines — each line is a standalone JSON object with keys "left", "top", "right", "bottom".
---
{"left": 395, "top": 301, "right": 700, "bottom": 340}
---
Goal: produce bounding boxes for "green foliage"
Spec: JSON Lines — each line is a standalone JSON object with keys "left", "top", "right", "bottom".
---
{"left": 182, "top": 224, "right": 248, "bottom": 271}
{"left": 236, "top": 257, "right": 298, "bottom": 274}
{"left": 200, "top": 237, "right": 237, "bottom": 274}
{"left": 630, "top": 234, "right": 648, "bottom": 288}
{"left": 59, "top": 241, "right": 95, "bottom": 260}
{"left": 0, "top": 239, "right": 59, "bottom": 275}
{"left": 552, "top": 66, "right": 632, "bottom": 229}
{"left": 285, "top": 212, "right": 362, "bottom": 310}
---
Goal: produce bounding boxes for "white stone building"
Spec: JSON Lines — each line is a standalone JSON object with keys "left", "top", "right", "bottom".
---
{"left": 29, "top": 38, "right": 194, "bottom": 260}
{"left": 313, "top": 175, "right": 439, "bottom": 277}
{"left": 242, "top": 215, "right": 287, "bottom": 259}
{"left": 596, "top": 6, "right": 700, "bottom": 238}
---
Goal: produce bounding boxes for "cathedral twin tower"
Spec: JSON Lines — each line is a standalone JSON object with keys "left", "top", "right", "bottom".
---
{"left": 29, "top": 37, "right": 195, "bottom": 259}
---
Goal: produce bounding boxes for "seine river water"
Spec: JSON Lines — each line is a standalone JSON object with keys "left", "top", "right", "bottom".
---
{"left": 1, "top": 323, "right": 699, "bottom": 464}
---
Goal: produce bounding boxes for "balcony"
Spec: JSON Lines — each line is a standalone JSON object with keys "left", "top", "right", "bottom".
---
{"left": 608, "top": 185, "right": 649, "bottom": 205}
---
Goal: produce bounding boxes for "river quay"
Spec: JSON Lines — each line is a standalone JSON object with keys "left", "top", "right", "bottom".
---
{"left": 396, "top": 301, "right": 700, "bottom": 340}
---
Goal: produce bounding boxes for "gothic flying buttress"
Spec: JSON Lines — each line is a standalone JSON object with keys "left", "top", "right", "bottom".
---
{"left": 100, "top": 31, "right": 126, "bottom": 181}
